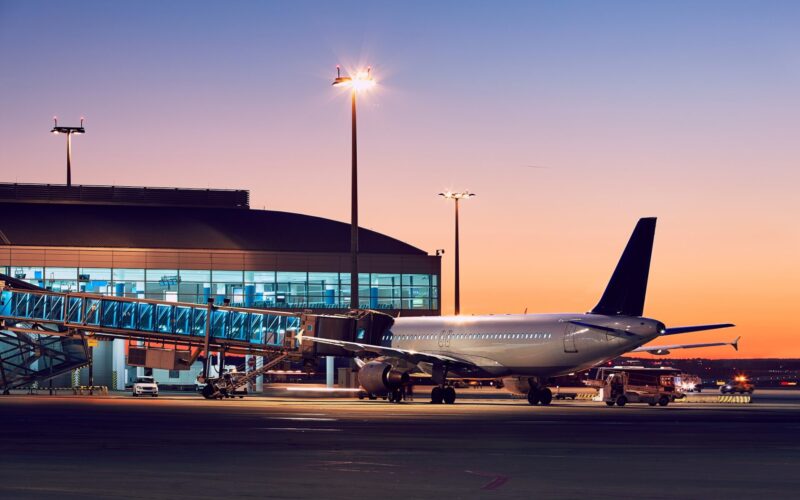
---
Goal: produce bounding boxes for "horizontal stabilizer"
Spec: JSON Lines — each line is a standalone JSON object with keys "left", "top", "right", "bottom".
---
{"left": 662, "top": 323, "right": 735, "bottom": 335}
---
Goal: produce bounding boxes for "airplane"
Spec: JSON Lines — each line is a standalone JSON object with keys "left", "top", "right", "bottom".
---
{"left": 304, "top": 217, "right": 737, "bottom": 406}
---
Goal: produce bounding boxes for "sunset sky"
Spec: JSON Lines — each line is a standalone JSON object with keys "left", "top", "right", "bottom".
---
{"left": 1, "top": 1, "right": 798, "bottom": 357}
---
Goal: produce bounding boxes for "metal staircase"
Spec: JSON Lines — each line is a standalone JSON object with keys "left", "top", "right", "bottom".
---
{"left": 0, "top": 329, "right": 89, "bottom": 392}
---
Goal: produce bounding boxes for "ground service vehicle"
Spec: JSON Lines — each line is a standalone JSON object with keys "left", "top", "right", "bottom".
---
{"left": 676, "top": 373, "right": 703, "bottom": 392}
{"left": 132, "top": 376, "right": 159, "bottom": 397}
{"left": 587, "top": 367, "right": 682, "bottom": 407}
{"left": 720, "top": 375, "right": 754, "bottom": 394}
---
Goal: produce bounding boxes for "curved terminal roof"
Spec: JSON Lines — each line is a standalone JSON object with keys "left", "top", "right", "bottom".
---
{"left": 0, "top": 203, "right": 426, "bottom": 255}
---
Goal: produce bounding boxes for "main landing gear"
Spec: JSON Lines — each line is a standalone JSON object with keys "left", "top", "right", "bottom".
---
{"left": 431, "top": 386, "right": 456, "bottom": 404}
{"left": 527, "top": 387, "right": 553, "bottom": 406}
{"left": 430, "top": 363, "right": 456, "bottom": 404}
{"left": 526, "top": 378, "right": 553, "bottom": 406}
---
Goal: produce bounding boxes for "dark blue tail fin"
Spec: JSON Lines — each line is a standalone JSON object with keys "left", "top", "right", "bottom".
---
{"left": 591, "top": 217, "right": 656, "bottom": 317}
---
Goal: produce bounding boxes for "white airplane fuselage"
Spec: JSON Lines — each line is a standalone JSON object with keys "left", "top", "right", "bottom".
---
{"left": 387, "top": 313, "right": 663, "bottom": 379}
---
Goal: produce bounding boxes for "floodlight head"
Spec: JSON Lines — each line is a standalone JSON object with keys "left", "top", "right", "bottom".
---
{"left": 439, "top": 191, "right": 475, "bottom": 200}
{"left": 50, "top": 117, "right": 86, "bottom": 135}
{"left": 332, "top": 66, "right": 375, "bottom": 91}
{"left": 332, "top": 75, "right": 352, "bottom": 87}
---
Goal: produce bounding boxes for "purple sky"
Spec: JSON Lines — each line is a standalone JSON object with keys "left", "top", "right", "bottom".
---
{"left": 1, "top": 1, "right": 798, "bottom": 356}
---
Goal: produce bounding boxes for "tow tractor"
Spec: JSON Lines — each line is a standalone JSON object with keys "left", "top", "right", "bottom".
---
{"left": 586, "top": 367, "right": 684, "bottom": 407}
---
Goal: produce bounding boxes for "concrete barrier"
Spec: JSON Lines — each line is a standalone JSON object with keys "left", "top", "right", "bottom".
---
{"left": 11, "top": 386, "right": 109, "bottom": 396}
{"left": 676, "top": 393, "right": 752, "bottom": 404}
{"left": 73, "top": 386, "right": 109, "bottom": 396}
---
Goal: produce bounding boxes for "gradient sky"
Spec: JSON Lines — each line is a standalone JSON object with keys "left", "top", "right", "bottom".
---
{"left": 1, "top": 1, "right": 798, "bottom": 358}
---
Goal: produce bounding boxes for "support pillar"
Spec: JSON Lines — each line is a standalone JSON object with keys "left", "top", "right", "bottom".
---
{"left": 256, "top": 356, "right": 264, "bottom": 393}
{"left": 326, "top": 356, "right": 334, "bottom": 388}
{"left": 111, "top": 339, "right": 126, "bottom": 391}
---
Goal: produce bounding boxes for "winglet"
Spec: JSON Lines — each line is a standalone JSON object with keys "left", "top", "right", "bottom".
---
{"left": 732, "top": 336, "right": 741, "bottom": 352}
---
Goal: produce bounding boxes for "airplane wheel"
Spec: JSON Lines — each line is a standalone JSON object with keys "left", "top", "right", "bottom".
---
{"left": 648, "top": 402, "right": 657, "bottom": 406}
{"left": 605, "top": 401, "right": 615, "bottom": 407}
{"left": 615, "top": 396, "right": 627, "bottom": 407}
{"left": 539, "top": 388, "right": 553, "bottom": 406}
{"left": 658, "top": 396, "right": 669, "bottom": 407}
{"left": 431, "top": 386, "right": 444, "bottom": 404}
{"left": 391, "top": 389, "right": 403, "bottom": 403}
{"left": 527, "top": 390, "right": 540, "bottom": 406}
{"left": 443, "top": 387, "right": 456, "bottom": 404}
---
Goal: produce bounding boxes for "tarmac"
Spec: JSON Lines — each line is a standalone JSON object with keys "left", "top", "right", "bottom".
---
{"left": 1, "top": 389, "right": 799, "bottom": 499}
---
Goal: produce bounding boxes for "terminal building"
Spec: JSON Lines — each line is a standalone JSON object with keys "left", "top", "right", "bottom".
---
{"left": 0, "top": 182, "right": 441, "bottom": 389}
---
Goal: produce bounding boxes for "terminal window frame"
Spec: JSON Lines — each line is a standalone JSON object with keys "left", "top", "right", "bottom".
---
{"left": 1, "top": 266, "right": 439, "bottom": 311}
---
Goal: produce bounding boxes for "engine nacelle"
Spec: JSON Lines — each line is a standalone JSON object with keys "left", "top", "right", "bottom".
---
{"left": 358, "top": 361, "right": 409, "bottom": 395}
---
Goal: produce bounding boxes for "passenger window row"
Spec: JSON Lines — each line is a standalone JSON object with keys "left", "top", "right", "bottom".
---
{"left": 381, "top": 333, "right": 553, "bottom": 342}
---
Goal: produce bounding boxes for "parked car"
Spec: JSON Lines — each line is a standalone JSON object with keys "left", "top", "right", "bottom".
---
{"left": 132, "top": 376, "right": 159, "bottom": 397}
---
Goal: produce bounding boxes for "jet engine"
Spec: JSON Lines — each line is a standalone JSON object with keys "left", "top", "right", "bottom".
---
{"left": 358, "top": 361, "right": 410, "bottom": 395}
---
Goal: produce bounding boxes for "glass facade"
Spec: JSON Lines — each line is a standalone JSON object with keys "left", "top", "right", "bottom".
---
{"left": 4, "top": 266, "right": 438, "bottom": 311}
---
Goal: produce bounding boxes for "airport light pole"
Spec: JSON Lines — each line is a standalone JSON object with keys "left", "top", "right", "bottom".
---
{"left": 438, "top": 191, "right": 475, "bottom": 315}
{"left": 50, "top": 117, "right": 86, "bottom": 187}
{"left": 332, "top": 66, "right": 375, "bottom": 309}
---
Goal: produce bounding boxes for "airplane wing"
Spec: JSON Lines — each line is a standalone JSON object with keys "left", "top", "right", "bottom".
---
{"left": 302, "top": 336, "right": 474, "bottom": 367}
{"left": 633, "top": 337, "right": 740, "bottom": 355}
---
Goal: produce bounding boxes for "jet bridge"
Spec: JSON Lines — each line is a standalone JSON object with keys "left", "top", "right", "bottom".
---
{"left": 0, "top": 276, "right": 393, "bottom": 392}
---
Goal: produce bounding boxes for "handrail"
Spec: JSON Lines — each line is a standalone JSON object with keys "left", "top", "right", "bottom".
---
{"left": 0, "top": 286, "right": 303, "bottom": 351}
